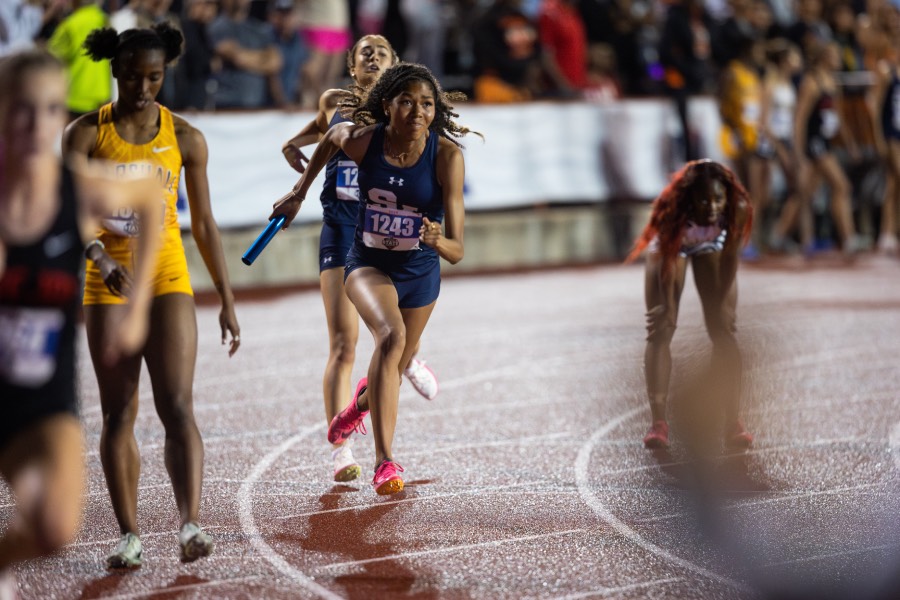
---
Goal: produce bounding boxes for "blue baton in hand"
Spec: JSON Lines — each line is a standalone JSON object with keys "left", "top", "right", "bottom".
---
{"left": 242, "top": 215, "right": 286, "bottom": 265}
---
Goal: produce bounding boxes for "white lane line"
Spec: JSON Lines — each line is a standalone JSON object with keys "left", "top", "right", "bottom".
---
{"left": 551, "top": 577, "right": 683, "bottom": 599}
{"left": 636, "top": 481, "right": 887, "bottom": 524}
{"left": 763, "top": 543, "right": 900, "bottom": 567}
{"left": 418, "top": 352, "right": 594, "bottom": 392}
{"left": 592, "top": 435, "right": 869, "bottom": 478}
{"left": 86, "top": 575, "right": 263, "bottom": 600}
{"left": 575, "top": 406, "right": 752, "bottom": 593}
{"left": 319, "top": 528, "right": 587, "bottom": 571}
{"left": 276, "top": 481, "right": 544, "bottom": 520}
{"left": 83, "top": 428, "right": 291, "bottom": 458}
{"left": 80, "top": 364, "right": 320, "bottom": 417}
{"left": 891, "top": 419, "right": 900, "bottom": 470}
{"left": 237, "top": 423, "right": 343, "bottom": 600}
{"left": 279, "top": 432, "right": 572, "bottom": 474}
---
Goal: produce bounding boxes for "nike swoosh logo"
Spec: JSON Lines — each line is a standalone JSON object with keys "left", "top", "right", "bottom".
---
{"left": 152, "top": 146, "right": 173, "bottom": 153}
{"left": 43, "top": 232, "right": 75, "bottom": 258}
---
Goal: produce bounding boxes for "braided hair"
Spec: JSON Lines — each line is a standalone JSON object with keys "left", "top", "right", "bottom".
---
{"left": 340, "top": 62, "right": 478, "bottom": 147}
{"left": 627, "top": 160, "right": 753, "bottom": 275}
{"left": 83, "top": 21, "right": 184, "bottom": 67}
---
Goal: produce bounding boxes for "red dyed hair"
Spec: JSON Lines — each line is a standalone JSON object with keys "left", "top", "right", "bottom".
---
{"left": 626, "top": 160, "right": 753, "bottom": 274}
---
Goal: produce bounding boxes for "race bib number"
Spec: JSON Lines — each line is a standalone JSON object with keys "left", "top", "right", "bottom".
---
{"left": 335, "top": 160, "right": 359, "bottom": 202}
{"left": 0, "top": 307, "right": 64, "bottom": 387}
{"left": 102, "top": 199, "right": 166, "bottom": 238}
{"left": 103, "top": 207, "right": 141, "bottom": 237}
{"left": 363, "top": 204, "right": 422, "bottom": 251}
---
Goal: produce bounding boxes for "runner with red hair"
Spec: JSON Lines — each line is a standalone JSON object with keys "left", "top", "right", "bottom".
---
{"left": 628, "top": 159, "right": 754, "bottom": 450}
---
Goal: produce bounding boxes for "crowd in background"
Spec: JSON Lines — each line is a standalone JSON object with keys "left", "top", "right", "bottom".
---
{"left": 3, "top": 0, "right": 899, "bottom": 255}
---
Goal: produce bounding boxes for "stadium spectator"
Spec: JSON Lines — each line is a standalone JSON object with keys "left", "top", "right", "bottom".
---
{"left": 110, "top": 0, "right": 153, "bottom": 32}
{"left": 584, "top": 42, "right": 622, "bottom": 102}
{"left": 297, "top": 0, "right": 352, "bottom": 109}
{"left": 608, "top": 0, "right": 660, "bottom": 96}
{"left": 173, "top": 0, "right": 219, "bottom": 110}
{"left": 48, "top": 0, "right": 112, "bottom": 120}
{"left": 0, "top": 0, "right": 44, "bottom": 56}
{"left": 268, "top": 0, "right": 308, "bottom": 108}
{"left": 659, "top": 0, "right": 715, "bottom": 161}
{"left": 473, "top": 0, "right": 571, "bottom": 102}
{"left": 399, "top": 0, "right": 446, "bottom": 78}
{"left": 786, "top": 0, "right": 832, "bottom": 58}
{"left": 209, "top": 0, "right": 283, "bottom": 109}
{"left": 538, "top": 0, "right": 589, "bottom": 89}
{"left": 713, "top": 0, "right": 757, "bottom": 68}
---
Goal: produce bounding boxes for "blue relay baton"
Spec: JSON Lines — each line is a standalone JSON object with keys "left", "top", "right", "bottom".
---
{"left": 242, "top": 215, "right": 286, "bottom": 265}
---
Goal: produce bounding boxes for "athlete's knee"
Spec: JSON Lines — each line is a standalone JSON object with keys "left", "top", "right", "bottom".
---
{"left": 155, "top": 392, "right": 196, "bottom": 431}
{"left": 329, "top": 331, "right": 357, "bottom": 367}
{"left": 102, "top": 400, "right": 138, "bottom": 433}
{"left": 373, "top": 324, "right": 406, "bottom": 359}
{"left": 645, "top": 305, "right": 676, "bottom": 343}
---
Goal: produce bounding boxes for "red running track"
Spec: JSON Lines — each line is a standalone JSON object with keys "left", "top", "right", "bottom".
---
{"left": 4, "top": 255, "right": 900, "bottom": 599}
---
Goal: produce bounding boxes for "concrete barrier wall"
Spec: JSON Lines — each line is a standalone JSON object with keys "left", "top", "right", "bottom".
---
{"left": 183, "top": 202, "right": 654, "bottom": 292}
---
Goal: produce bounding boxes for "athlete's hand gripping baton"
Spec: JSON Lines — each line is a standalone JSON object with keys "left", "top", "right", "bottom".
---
{"left": 242, "top": 215, "right": 286, "bottom": 266}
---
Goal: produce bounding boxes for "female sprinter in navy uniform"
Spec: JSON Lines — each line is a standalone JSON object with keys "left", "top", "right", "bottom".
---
{"left": 280, "top": 36, "right": 439, "bottom": 484}
{"left": 628, "top": 160, "right": 754, "bottom": 450}
{"left": 63, "top": 23, "right": 240, "bottom": 568}
{"left": 871, "top": 41, "right": 900, "bottom": 254}
{"left": 0, "top": 50, "right": 160, "bottom": 592}
{"left": 272, "top": 63, "right": 473, "bottom": 494}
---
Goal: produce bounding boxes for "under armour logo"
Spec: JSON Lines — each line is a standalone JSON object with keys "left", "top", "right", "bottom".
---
{"left": 388, "top": 177, "right": 404, "bottom": 186}
{"left": 323, "top": 256, "right": 332, "bottom": 264}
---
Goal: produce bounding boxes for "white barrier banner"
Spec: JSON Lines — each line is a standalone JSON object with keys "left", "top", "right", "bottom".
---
{"left": 178, "top": 99, "right": 723, "bottom": 229}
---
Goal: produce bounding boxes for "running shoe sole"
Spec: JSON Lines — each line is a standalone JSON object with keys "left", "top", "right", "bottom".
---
{"left": 180, "top": 533, "right": 214, "bottom": 563}
{"left": 334, "top": 464, "right": 362, "bottom": 482}
{"left": 375, "top": 478, "right": 404, "bottom": 495}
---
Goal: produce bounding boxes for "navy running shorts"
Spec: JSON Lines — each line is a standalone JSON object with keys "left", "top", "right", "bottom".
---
{"left": 344, "top": 244, "right": 441, "bottom": 309}
{"left": 319, "top": 221, "right": 356, "bottom": 272}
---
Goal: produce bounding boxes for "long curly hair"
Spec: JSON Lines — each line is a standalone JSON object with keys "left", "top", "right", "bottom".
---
{"left": 626, "top": 160, "right": 753, "bottom": 274}
{"left": 339, "top": 62, "right": 478, "bottom": 147}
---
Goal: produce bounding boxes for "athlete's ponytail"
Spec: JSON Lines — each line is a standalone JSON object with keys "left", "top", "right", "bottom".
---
{"left": 83, "top": 22, "right": 184, "bottom": 66}
{"left": 83, "top": 27, "right": 120, "bottom": 62}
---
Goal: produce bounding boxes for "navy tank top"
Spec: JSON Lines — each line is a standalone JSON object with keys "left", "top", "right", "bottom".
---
{"left": 351, "top": 123, "right": 443, "bottom": 275}
{"left": 807, "top": 86, "right": 839, "bottom": 143}
{"left": 320, "top": 110, "right": 359, "bottom": 226}
{"left": 0, "top": 166, "right": 82, "bottom": 398}
{"left": 882, "top": 70, "right": 900, "bottom": 141}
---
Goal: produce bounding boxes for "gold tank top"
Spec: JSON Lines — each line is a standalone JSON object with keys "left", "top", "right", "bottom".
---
{"left": 92, "top": 102, "right": 182, "bottom": 239}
